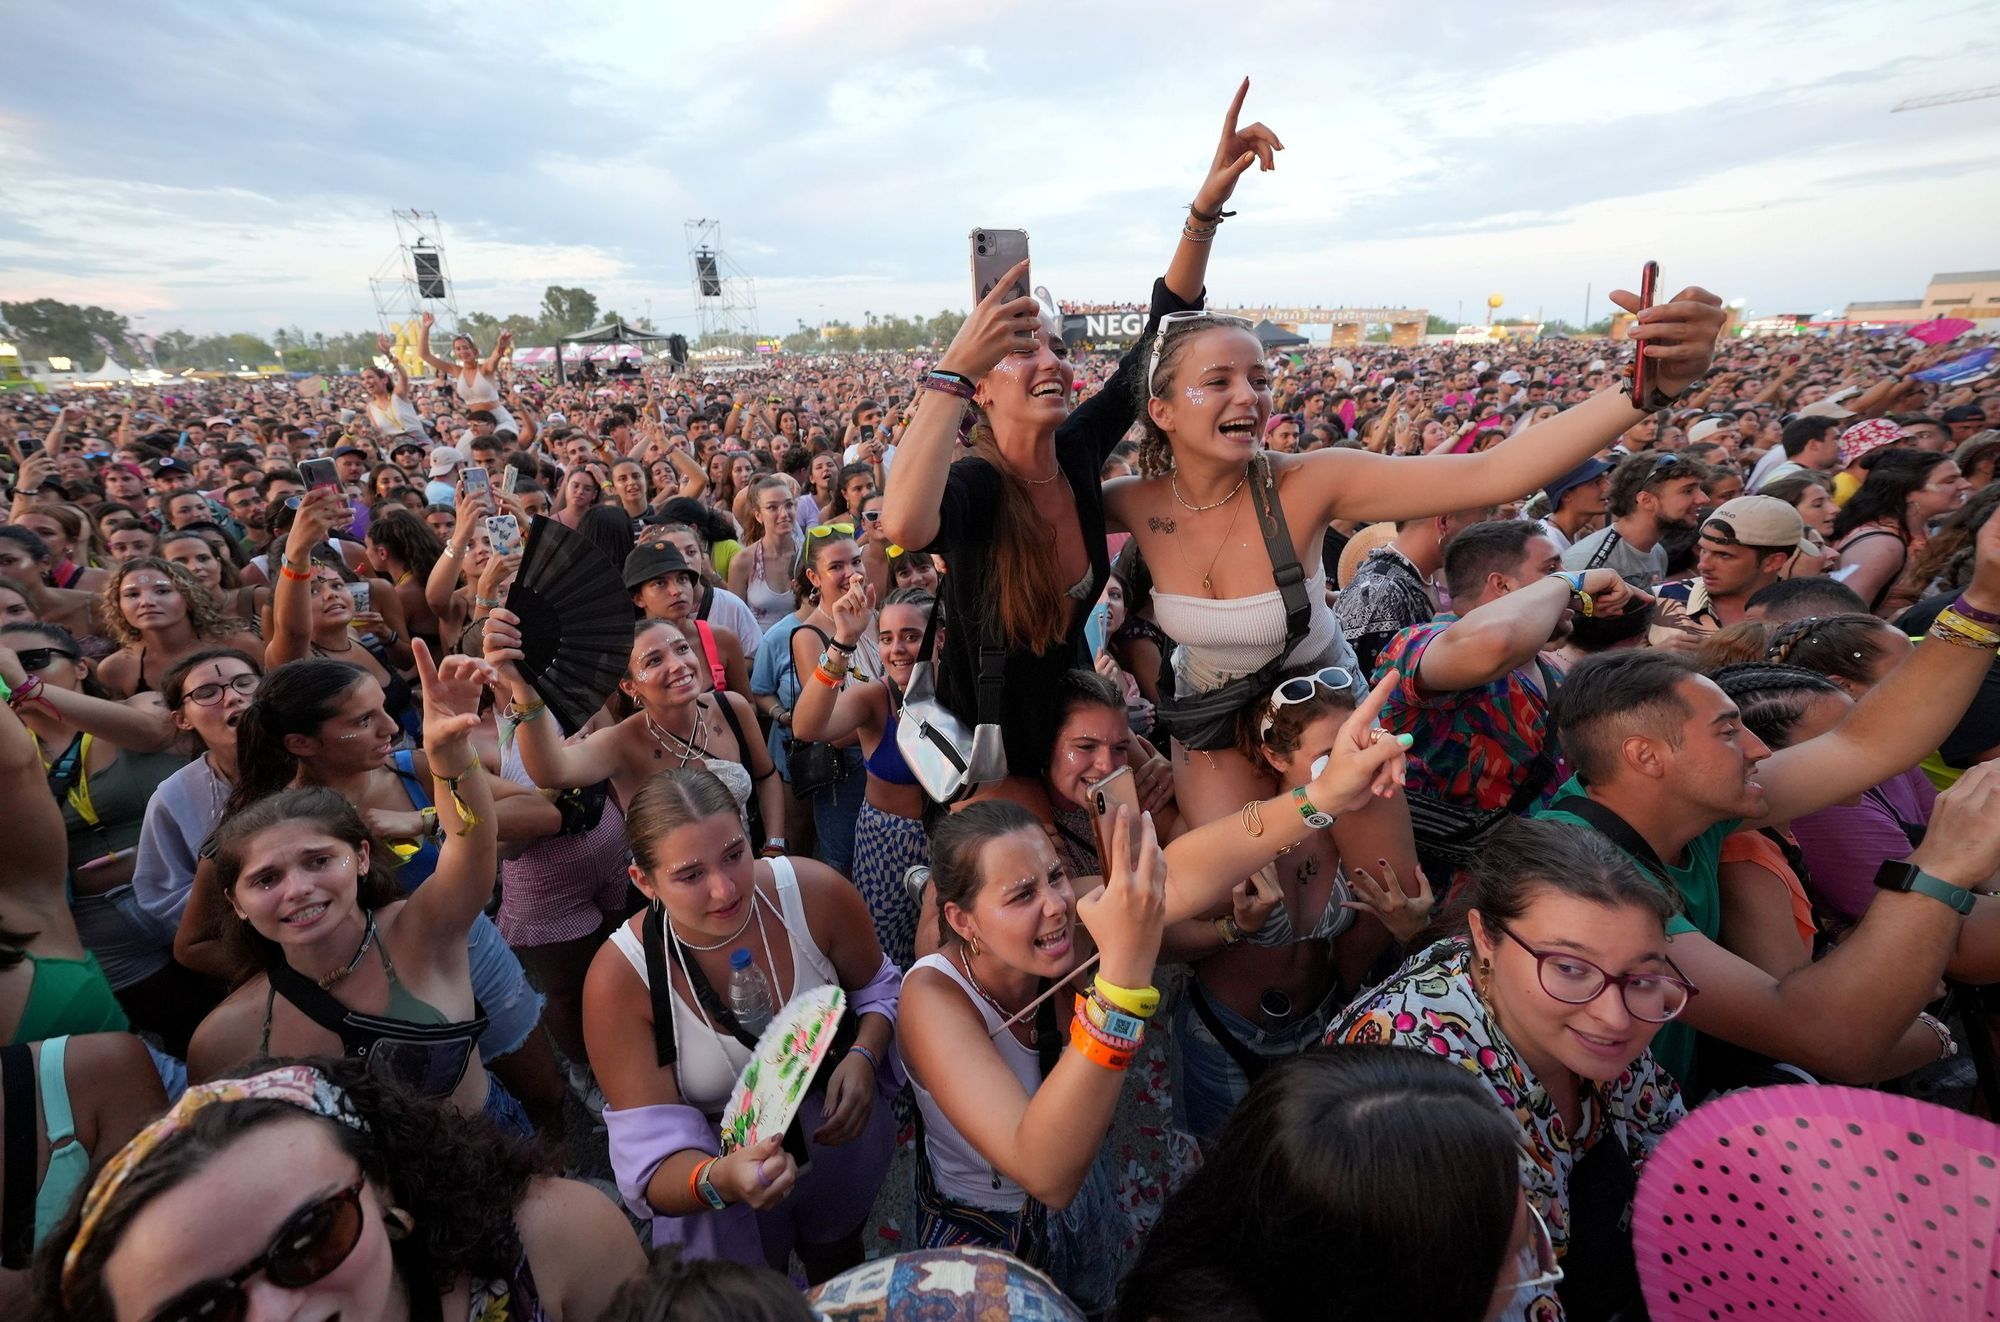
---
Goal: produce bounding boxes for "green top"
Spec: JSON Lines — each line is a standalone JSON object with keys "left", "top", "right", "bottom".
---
{"left": 1535, "top": 775, "right": 1736, "bottom": 1090}
{"left": 7, "top": 950, "right": 130, "bottom": 1045}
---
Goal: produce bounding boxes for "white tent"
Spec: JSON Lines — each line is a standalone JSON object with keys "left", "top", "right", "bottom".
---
{"left": 82, "top": 357, "right": 133, "bottom": 382}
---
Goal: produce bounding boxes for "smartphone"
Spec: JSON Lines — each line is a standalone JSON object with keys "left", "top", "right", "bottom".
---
{"left": 486, "top": 514, "right": 522, "bottom": 558}
{"left": 858, "top": 423, "right": 875, "bottom": 443}
{"left": 462, "top": 464, "right": 493, "bottom": 514}
{"left": 499, "top": 464, "right": 520, "bottom": 498}
{"left": 300, "top": 457, "right": 338, "bottom": 490}
{"left": 348, "top": 581, "right": 371, "bottom": 615}
{"left": 1628, "top": 260, "right": 1659, "bottom": 409}
{"left": 1089, "top": 766, "right": 1142, "bottom": 857}
{"left": 1084, "top": 603, "right": 1110, "bottom": 659}
{"left": 970, "top": 228, "right": 1031, "bottom": 304}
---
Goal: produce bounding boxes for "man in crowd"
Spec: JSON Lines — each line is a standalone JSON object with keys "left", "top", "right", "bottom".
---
{"left": 1650, "top": 495, "right": 1806, "bottom": 643}
{"left": 1535, "top": 514, "right": 2000, "bottom": 1095}
{"left": 1747, "top": 414, "right": 1841, "bottom": 491}
{"left": 1534, "top": 455, "right": 1612, "bottom": 554}
{"left": 1561, "top": 451, "right": 1710, "bottom": 586}
{"left": 1336, "top": 505, "right": 1490, "bottom": 673}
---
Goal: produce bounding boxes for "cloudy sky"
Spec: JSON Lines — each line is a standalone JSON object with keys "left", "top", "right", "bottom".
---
{"left": 4, "top": 0, "right": 1998, "bottom": 340}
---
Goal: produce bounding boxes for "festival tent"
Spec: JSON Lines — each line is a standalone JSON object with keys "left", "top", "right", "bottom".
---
{"left": 555, "top": 319, "right": 676, "bottom": 383}
{"left": 1250, "top": 320, "right": 1309, "bottom": 350}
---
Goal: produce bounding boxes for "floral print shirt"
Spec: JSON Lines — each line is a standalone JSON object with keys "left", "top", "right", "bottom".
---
{"left": 1327, "top": 938, "right": 1685, "bottom": 1320}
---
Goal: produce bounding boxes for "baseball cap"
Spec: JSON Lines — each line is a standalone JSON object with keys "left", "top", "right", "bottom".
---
{"left": 622, "top": 543, "right": 698, "bottom": 590}
{"left": 152, "top": 457, "right": 191, "bottom": 476}
{"left": 1795, "top": 398, "right": 1857, "bottom": 421}
{"left": 1499, "top": 370, "right": 1524, "bottom": 385}
{"left": 333, "top": 445, "right": 368, "bottom": 460}
{"left": 428, "top": 446, "right": 466, "bottom": 478}
{"left": 1943, "top": 404, "right": 1988, "bottom": 424}
{"left": 1687, "top": 417, "right": 1728, "bottom": 445}
{"left": 1701, "top": 495, "right": 1805, "bottom": 551}
{"left": 1544, "top": 455, "right": 1614, "bottom": 508}
{"left": 1838, "top": 417, "right": 1905, "bottom": 467}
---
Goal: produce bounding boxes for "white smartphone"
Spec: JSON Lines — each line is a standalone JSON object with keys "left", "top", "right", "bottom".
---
{"left": 462, "top": 464, "right": 493, "bottom": 514}
{"left": 499, "top": 464, "right": 520, "bottom": 498}
{"left": 485, "top": 514, "right": 522, "bottom": 558}
{"left": 970, "top": 228, "right": 1030, "bottom": 304}
{"left": 348, "top": 581, "right": 371, "bottom": 615}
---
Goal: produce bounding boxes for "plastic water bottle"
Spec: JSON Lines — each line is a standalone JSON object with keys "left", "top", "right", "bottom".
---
{"left": 727, "top": 949, "right": 774, "bottom": 1037}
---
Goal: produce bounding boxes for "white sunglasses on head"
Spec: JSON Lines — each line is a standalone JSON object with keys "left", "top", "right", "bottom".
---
{"left": 1257, "top": 666, "right": 1357, "bottom": 740}
{"left": 1145, "top": 311, "right": 1257, "bottom": 398}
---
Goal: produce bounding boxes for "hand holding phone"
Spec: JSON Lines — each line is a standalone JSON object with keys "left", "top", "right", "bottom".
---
{"left": 300, "top": 458, "right": 338, "bottom": 490}
{"left": 462, "top": 464, "right": 493, "bottom": 515}
{"left": 970, "top": 228, "right": 1031, "bottom": 304}
{"left": 485, "top": 514, "right": 523, "bottom": 558}
{"left": 1088, "top": 766, "right": 1143, "bottom": 863}
{"left": 1628, "top": 260, "right": 1659, "bottom": 409}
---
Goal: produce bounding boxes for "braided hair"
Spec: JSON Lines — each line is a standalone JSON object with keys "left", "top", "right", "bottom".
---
{"left": 1763, "top": 612, "right": 1902, "bottom": 687}
{"left": 1710, "top": 663, "right": 1845, "bottom": 750}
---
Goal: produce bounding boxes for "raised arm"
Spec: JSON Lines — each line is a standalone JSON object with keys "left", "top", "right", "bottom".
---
{"left": 481, "top": 330, "right": 512, "bottom": 380}
{"left": 0, "top": 643, "right": 175, "bottom": 751}
{"left": 1413, "top": 570, "right": 1641, "bottom": 695}
{"left": 1160, "top": 676, "right": 1410, "bottom": 922}
{"left": 1, "top": 696, "right": 66, "bottom": 908}
{"left": 790, "top": 580, "right": 883, "bottom": 744}
{"left": 265, "top": 487, "right": 344, "bottom": 665}
{"left": 482, "top": 605, "right": 628, "bottom": 789}
{"left": 1295, "top": 292, "right": 1725, "bottom": 526}
{"left": 413, "top": 311, "right": 454, "bottom": 376}
{"left": 424, "top": 494, "right": 478, "bottom": 618}
{"left": 901, "top": 806, "right": 1164, "bottom": 1208}
{"left": 1759, "top": 518, "right": 2000, "bottom": 823}
{"left": 401, "top": 640, "right": 502, "bottom": 945}
{"left": 43, "top": 404, "right": 73, "bottom": 459}
{"left": 1672, "top": 763, "right": 2000, "bottom": 1081}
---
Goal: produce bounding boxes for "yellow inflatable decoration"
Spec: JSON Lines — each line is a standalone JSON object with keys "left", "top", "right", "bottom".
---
{"left": 1486, "top": 294, "right": 1505, "bottom": 309}
{"left": 388, "top": 319, "right": 430, "bottom": 379}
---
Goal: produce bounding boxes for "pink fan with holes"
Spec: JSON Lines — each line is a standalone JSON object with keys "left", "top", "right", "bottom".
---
{"left": 1636, "top": 1084, "right": 2000, "bottom": 1320}
{"left": 1909, "top": 317, "right": 1975, "bottom": 346}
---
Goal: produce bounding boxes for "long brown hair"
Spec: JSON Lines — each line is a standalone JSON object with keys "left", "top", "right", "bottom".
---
{"left": 963, "top": 421, "right": 1069, "bottom": 653}
{"left": 100, "top": 556, "right": 233, "bottom": 646}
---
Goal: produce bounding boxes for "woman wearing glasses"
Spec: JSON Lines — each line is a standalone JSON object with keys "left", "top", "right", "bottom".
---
{"left": 40, "top": 1057, "right": 643, "bottom": 1322}
{"left": 786, "top": 525, "right": 878, "bottom": 875}
{"left": 1329, "top": 817, "right": 1691, "bottom": 1322}
{"left": 880, "top": 80, "right": 1274, "bottom": 784}
{"left": 130, "top": 648, "right": 264, "bottom": 940}
{"left": 1, "top": 622, "right": 214, "bottom": 1054}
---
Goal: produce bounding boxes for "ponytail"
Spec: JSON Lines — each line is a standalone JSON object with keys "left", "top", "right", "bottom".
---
{"left": 229, "top": 660, "right": 367, "bottom": 812}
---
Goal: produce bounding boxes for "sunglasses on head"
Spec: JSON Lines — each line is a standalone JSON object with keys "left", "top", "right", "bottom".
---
{"left": 804, "top": 522, "right": 855, "bottom": 539}
{"left": 1258, "top": 666, "right": 1356, "bottom": 739}
{"left": 146, "top": 1175, "right": 367, "bottom": 1322}
{"left": 15, "top": 646, "right": 78, "bottom": 672}
{"left": 1146, "top": 311, "right": 1257, "bottom": 398}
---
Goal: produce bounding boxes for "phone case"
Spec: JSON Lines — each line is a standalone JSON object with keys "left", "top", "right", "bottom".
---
{"left": 486, "top": 515, "right": 522, "bottom": 557}
{"left": 970, "top": 228, "right": 1031, "bottom": 304}
{"left": 1629, "top": 261, "right": 1659, "bottom": 407}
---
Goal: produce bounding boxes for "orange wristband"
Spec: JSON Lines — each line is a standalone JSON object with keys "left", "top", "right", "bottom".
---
{"left": 688, "top": 1157, "right": 715, "bottom": 1208}
{"left": 1069, "top": 1014, "right": 1138, "bottom": 1070}
{"left": 279, "top": 565, "right": 311, "bottom": 582}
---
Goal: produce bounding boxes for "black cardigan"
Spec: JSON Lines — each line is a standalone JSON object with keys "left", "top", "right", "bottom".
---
{"left": 921, "top": 277, "right": 1200, "bottom": 773}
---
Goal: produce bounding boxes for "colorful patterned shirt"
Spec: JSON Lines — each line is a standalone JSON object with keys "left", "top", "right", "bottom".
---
{"left": 1328, "top": 939, "right": 1685, "bottom": 1321}
{"left": 1374, "top": 618, "right": 1563, "bottom": 815}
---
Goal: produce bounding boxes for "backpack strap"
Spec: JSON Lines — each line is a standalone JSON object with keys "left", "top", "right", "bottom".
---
{"left": 1245, "top": 455, "right": 1312, "bottom": 656}
{"left": 1552, "top": 793, "right": 1671, "bottom": 886}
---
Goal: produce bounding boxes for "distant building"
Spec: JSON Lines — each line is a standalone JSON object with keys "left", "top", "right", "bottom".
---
{"left": 1844, "top": 269, "right": 2000, "bottom": 325}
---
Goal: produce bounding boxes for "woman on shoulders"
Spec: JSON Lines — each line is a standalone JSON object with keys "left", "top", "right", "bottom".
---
{"left": 415, "top": 311, "right": 517, "bottom": 434}
{"left": 584, "top": 767, "right": 899, "bottom": 1281}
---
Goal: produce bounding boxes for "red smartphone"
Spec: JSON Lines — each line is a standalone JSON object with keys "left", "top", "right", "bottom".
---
{"left": 1628, "top": 260, "right": 1659, "bottom": 409}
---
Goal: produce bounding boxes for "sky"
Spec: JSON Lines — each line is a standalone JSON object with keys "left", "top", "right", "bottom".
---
{"left": 3, "top": 0, "right": 1999, "bottom": 341}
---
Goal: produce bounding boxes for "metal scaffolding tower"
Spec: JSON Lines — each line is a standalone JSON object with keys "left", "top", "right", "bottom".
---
{"left": 369, "top": 210, "right": 461, "bottom": 349}
{"left": 685, "top": 219, "right": 759, "bottom": 351}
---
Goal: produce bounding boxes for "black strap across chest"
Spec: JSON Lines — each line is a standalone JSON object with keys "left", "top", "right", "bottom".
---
{"left": 1552, "top": 793, "right": 1671, "bottom": 885}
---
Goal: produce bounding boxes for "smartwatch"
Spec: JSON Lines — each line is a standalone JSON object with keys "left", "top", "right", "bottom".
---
{"left": 1873, "top": 861, "right": 1975, "bottom": 916}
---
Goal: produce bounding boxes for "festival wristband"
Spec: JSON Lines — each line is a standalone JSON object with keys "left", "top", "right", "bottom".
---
{"left": 846, "top": 1042, "right": 881, "bottom": 1076}
{"left": 1069, "top": 1015, "right": 1139, "bottom": 1069}
{"left": 1077, "top": 994, "right": 1148, "bottom": 1043}
{"left": 922, "top": 372, "right": 976, "bottom": 402}
{"left": 1091, "top": 976, "right": 1159, "bottom": 1019}
{"left": 0, "top": 673, "right": 10, "bottom": 705}
{"left": 1950, "top": 595, "right": 2000, "bottom": 627}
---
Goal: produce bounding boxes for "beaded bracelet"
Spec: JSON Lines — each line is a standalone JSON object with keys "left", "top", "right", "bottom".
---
{"left": 1950, "top": 595, "right": 2000, "bottom": 628}
{"left": 923, "top": 372, "right": 976, "bottom": 401}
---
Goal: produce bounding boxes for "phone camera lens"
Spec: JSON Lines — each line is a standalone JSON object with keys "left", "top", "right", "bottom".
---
{"left": 1095, "top": 793, "right": 1106, "bottom": 814}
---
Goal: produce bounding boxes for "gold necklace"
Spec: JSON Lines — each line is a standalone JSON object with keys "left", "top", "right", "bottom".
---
{"left": 1170, "top": 469, "right": 1246, "bottom": 512}
{"left": 1175, "top": 485, "right": 1247, "bottom": 595}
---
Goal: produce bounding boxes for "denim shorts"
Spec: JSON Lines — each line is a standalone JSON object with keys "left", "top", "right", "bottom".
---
{"left": 1170, "top": 979, "right": 1341, "bottom": 1143}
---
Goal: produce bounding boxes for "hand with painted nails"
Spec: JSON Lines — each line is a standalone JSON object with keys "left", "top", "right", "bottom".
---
{"left": 1303, "top": 672, "right": 1411, "bottom": 819}
{"left": 1342, "top": 859, "right": 1435, "bottom": 946}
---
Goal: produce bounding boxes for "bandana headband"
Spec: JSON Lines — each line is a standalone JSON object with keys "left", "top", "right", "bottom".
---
{"left": 62, "top": 1065, "right": 367, "bottom": 1302}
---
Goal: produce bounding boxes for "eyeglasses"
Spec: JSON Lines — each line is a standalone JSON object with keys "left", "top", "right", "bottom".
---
{"left": 1258, "top": 666, "right": 1356, "bottom": 740}
{"left": 1145, "top": 311, "right": 1257, "bottom": 397}
{"left": 181, "top": 673, "right": 260, "bottom": 707}
{"left": 14, "top": 647, "right": 78, "bottom": 672}
{"left": 1493, "top": 1201, "right": 1564, "bottom": 1304}
{"left": 147, "top": 1175, "right": 368, "bottom": 1322}
{"left": 1493, "top": 924, "right": 1696, "bottom": 1023}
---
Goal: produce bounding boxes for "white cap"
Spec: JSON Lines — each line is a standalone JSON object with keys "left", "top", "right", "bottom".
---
{"left": 1588, "top": 358, "right": 1607, "bottom": 372}
{"left": 1499, "top": 370, "right": 1524, "bottom": 385}
{"left": 1687, "top": 418, "right": 1727, "bottom": 445}
{"left": 428, "top": 445, "right": 466, "bottom": 477}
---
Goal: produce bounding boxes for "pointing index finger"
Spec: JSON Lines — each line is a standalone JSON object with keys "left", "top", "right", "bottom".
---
{"left": 1222, "top": 76, "right": 1248, "bottom": 139}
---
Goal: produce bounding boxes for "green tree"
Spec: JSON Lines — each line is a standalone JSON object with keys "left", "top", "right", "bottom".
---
{"left": 538, "top": 286, "right": 600, "bottom": 339}
{"left": 1425, "top": 314, "right": 1457, "bottom": 335}
{"left": 922, "top": 309, "right": 966, "bottom": 346}
{"left": 0, "top": 298, "right": 139, "bottom": 367}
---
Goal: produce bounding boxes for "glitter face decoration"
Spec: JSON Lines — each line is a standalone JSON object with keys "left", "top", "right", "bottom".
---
{"left": 1184, "top": 386, "right": 1208, "bottom": 406}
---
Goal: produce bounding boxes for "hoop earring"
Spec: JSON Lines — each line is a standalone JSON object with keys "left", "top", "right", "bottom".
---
{"left": 1478, "top": 957, "right": 1492, "bottom": 983}
{"left": 382, "top": 1206, "right": 415, "bottom": 1241}
{"left": 968, "top": 935, "right": 982, "bottom": 960}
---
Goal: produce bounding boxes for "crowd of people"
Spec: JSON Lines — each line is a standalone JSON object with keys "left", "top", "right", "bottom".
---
{"left": 3, "top": 81, "right": 2000, "bottom": 1321}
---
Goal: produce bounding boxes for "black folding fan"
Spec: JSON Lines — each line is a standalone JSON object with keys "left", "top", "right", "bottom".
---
{"left": 504, "top": 516, "right": 633, "bottom": 734}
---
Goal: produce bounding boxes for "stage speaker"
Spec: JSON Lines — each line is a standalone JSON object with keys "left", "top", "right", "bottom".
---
{"left": 668, "top": 334, "right": 688, "bottom": 366}
{"left": 413, "top": 251, "right": 446, "bottom": 300}
{"left": 695, "top": 253, "right": 721, "bottom": 298}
